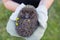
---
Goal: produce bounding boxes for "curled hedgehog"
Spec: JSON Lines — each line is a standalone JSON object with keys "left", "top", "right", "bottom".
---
{"left": 15, "top": 5, "right": 40, "bottom": 37}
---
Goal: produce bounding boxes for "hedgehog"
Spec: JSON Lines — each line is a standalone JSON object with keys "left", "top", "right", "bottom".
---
{"left": 15, "top": 5, "right": 40, "bottom": 37}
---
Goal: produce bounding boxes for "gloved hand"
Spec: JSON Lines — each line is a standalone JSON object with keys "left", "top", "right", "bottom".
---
{"left": 6, "top": 3, "right": 48, "bottom": 40}
{"left": 36, "top": 5, "right": 48, "bottom": 28}
{"left": 10, "top": 3, "right": 26, "bottom": 21}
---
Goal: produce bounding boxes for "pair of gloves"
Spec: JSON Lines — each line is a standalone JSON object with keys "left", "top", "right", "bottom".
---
{"left": 6, "top": 3, "right": 48, "bottom": 40}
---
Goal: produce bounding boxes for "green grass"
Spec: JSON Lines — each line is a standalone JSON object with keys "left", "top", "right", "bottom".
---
{"left": 0, "top": 0, "right": 60, "bottom": 40}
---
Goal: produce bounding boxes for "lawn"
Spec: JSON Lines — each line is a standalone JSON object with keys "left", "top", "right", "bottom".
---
{"left": 0, "top": 0, "right": 60, "bottom": 40}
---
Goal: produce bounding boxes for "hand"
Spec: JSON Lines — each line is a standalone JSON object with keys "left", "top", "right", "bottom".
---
{"left": 6, "top": 4, "right": 48, "bottom": 40}
{"left": 10, "top": 3, "right": 26, "bottom": 21}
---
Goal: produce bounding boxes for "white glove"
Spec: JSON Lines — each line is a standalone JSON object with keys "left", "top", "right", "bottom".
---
{"left": 10, "top": 3, "right": 26, "bottom": 21}
{"left": 36, "top": 5, "right": 48, "bottom": 28}
{"left": 6, "top": 4, "right": 48, "bottom": 40}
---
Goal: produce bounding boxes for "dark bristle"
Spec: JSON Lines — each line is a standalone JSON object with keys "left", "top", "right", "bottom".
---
{"left": 15, "top": 5, "right": 39, "bottom": 37}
